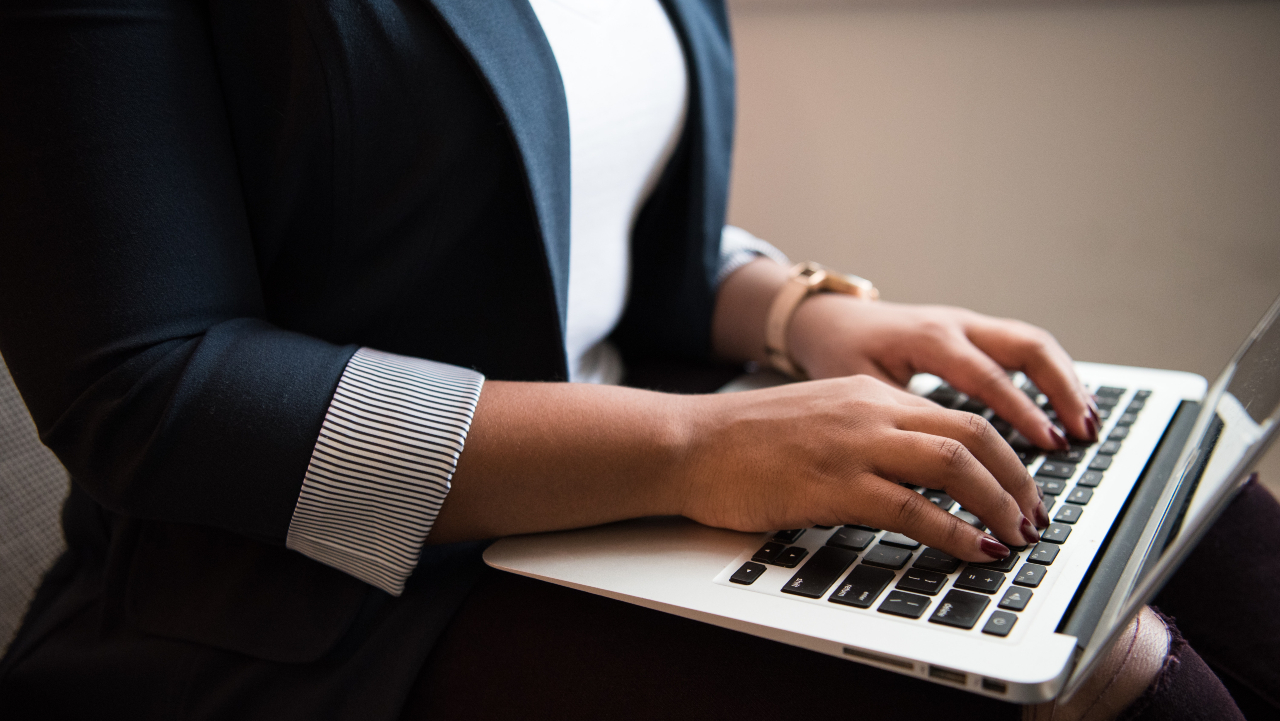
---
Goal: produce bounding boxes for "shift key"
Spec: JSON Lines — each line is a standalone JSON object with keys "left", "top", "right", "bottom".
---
{"left": 781, "top": 547, "right": 857, "bottom": 599}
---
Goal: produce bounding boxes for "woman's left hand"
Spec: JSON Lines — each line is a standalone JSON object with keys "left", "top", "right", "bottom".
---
{"left": 786, "top": 293, "right": 1100, "bottom": 451}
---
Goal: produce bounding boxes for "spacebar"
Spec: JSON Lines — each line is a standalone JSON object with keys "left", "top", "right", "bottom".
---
{"left": 781, "top": 546, "right": 856, "bottom": 599}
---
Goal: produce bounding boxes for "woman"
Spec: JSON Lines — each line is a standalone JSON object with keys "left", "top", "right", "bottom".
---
{"left": 0, "top": 0, "right": 1271, "bottom": 718}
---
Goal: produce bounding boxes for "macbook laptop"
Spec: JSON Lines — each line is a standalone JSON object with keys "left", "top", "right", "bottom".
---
{"left": 484, "top": 293, "right": 1280, "bottom": 704}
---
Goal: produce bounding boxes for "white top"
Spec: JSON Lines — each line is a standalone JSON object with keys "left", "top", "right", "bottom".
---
{"left": 528, "top": 0, "right": 689, "bottom": 384}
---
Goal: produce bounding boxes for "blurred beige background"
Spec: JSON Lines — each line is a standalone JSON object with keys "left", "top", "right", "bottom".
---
{"left": 725, "top": 0, "right": 1280, "bottom": 496}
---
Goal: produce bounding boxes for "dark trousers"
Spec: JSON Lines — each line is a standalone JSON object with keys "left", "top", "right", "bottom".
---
{"left": 402, "top": 479, "right": 1280, "bottom": 720}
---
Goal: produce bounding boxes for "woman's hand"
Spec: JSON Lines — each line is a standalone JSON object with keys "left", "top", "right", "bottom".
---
{"left": 678, "top": 375, "right": 1046, "bottom": 561}
{"left": 788, "top": 294, "right": 1100, "bottom": 450}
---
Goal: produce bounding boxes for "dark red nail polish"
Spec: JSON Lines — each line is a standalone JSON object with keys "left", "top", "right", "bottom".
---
{"left": 1035, "top": 501, "right": 1050, "bottom": 528}
{"left": 1036, "top": 483, "right": 1045, "bottom": 501}
{"left": 1020, "top": 516, "right": 1040, "bottom": 545}
{"left": 1048, "top": 425, "right": 1070, "bottom": 451}
{"left": 1084, "top": 415, "right": 1099, "bottom": 442}
{"left": 979, "top": 536, "right": 1011, "bottom": 559}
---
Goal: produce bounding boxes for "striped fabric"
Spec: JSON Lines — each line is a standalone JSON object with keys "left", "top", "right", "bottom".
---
{"left": 716, "top": 225, "right": 791, "bottom": 285}
{"left": 286, "top": 348, "right": 484, "bottom": 596}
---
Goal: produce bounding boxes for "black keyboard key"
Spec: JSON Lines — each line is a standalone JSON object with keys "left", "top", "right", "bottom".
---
{"left": 991, "top": 418, "right": 1012, "bottom": 437}
{"left": 1035, "top": 477, "right": 1067, "bottom": 496}
{"left": 1007, "top": 430, "right": 1037, "bottom": 452}
{"left": 954, "top": 568, "right": 1006, "bottom": 594}
{"left": 881, "top": 533, "right": 921, "bottom": 549}
{"left": 896, "top": 568, "right": 949, "bottom": 596}
{"left": 1095, "top": 386, "right": 1126, "bottom": 398}
{"left": 1037, "top": 461, "right": 1076, "bottom": 479}
{"left": 1094, "top": 395, "right": 1120, "bottom": 409}
{"left": 999, "top": 587, "right": 1032, "bottom": 611}
{"left": 1088, "top": 455, "right": 1113, "bottom": 471}
{"left": 1097, "top": 407, "right": 1112, "bottom": 421}
{"left": 879, "top": 590, "right": 932, "bottom": 619}
{"left": 1115, "top": 412, "right": 1139, "bottom": 426}
{"left": 957, "top": 398, "right": 989, "bottom": 415}
{"left": 1126, "top": 399, "right": 1146, "bottom": 413}
{"left": 1015, "top": 450, "right": 1040, "bottom": 466}
{"left": 830, "top": 564, "right": 896, "bottom": 608}
{"left": 730, "top": 562, "right": 767, "bottom": 585}
{"left": 922, "top": 490, "right": 956, "bottom": 512}
{"left": 1014, "top": 563, "right": 1047, "bottom": 587}
{"left": 1048, "top": 447, "right": 1087, "bottom": 463}
{"left": 970, "top": 552, "right": 1020, "bottom": 573}
{"left": 926, "top": 385, "right": 962, "bottom": 408}
{"left": 1066, "top": 487, "right": 1094, "bottom": 505}
{"left": 827, "top": 527, "right": 876, "bottom": 552}
{"left": 914, "top": 547, "right": 962, "bottom": 574}
{"left": 846, "top": 524, "right": 881, "bottom": 532}
{"left": 1097, "top": 440, "right": 1122, "bottom": 455}
{"left": 1108, "top": 425, "right": 1130, "bottom": 441}
{"left": 773, "top": 529, "right": 805, "bottom": 544}
{"left": 1077, "top": 471, "right": 1104, "bottom": 488}
{"left": 813, "top": 524, "right": 834, "bottom": 530}
{"left": 782, "top": 547, "right": 857, "bottom": 598}
{"left": 929, "top": 590, "right": 990, "bottom": 629}
{"left": 1028, "top": 542, "right": 1060, "bottom": 565}
{"left": 1040, "top": 523, "right": 1072, "bottom": 544}
{"left": 775, "top": 546, "right": 809, "bottom": 567}
{"left": 1053, "top": 505, "right": 1082, "bottom": 524}
{"left": 862, "top": 543, "right": 913, "bottom": 570}
{"left": 954, "top": 510, "right": 985, "bottom": 530}
{"left": 752, "top": 542, "right": 786, "bottom": 564}
{"left": 1134, "top": 389, "right": 1151, "bottom": 400}
{"left": 983, "top": 611, "right": 1019, "bottom": 637}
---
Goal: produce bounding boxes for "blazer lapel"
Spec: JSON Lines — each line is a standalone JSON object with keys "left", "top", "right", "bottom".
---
{"left": 422, "top": 0, "right": 572, "bottom": 335}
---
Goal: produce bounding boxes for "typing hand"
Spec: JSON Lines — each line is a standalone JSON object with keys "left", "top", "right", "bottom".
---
{"left": 679, "top": 375, "right": 1047, "bottom": 563}
{"left": 786, "top": 296, "right": 1100, "bottom": 450}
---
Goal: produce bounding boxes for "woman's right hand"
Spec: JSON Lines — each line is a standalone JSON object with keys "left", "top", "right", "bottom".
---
{"left": 676, "top": 374, "right": 1048, "bottom": 562}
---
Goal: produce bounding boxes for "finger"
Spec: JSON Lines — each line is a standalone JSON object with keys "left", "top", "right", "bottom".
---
{"left": 966, "top": 319, "right": 1097, "bottom": 443}
{"left": 872, "top": 426, "right": 1042, "bottom": 546}
{"left": 896, "top": 406, "right": 1049, "bottom": 530}
{"left": 849, "top": 480, "right": 1014, "bottom": 563}
{"left": 921, "top": 333, "right": 1069, "bottom": 452}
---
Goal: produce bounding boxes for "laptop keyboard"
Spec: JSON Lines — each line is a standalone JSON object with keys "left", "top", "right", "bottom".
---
{"left": 728, "top": 381, "right": 1153, "bottom": 636}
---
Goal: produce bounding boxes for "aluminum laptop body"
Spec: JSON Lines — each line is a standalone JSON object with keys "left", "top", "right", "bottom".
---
{"left": 484, "top": 295, "right": 1280, "bottom": 704}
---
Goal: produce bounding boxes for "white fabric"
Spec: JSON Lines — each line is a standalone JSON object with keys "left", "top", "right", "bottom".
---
{"left": 529, "top": 0, "right": 689, "bottom": 384}
{"left": 718, "top": 225, "right": 791, "bottom": 286}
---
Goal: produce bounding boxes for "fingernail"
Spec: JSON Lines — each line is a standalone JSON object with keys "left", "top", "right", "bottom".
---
{"left": 1084, "top": 415, "right": 1099, "bottom": 443}
{"left": 1048, "top": 425, "right": 1070, "bottom": 451}
{"left": 1035, "top": 501, "right": 1050, "bottom": 529}
{"left": 979, "top": 536, "right": 1011, "bottom": 560}
{"left": 1035, "top": 483, "right": 1045, "bottom": 501}
{"left": 1020, "top": 516, "right": 1040, "bottom": 545}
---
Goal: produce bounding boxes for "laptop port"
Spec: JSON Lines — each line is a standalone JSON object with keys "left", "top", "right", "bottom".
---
{"left": 928, "top": 665, "right": 967, "bottom": 685}
{"left": 982, "top": 678, "right": 1008, "bottom": 694}
{"left": 842, "top": 647, "right": 914, "bottom": 670}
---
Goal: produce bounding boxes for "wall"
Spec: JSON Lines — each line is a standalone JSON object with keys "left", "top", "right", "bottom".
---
{"left": 725, "top": 0, "right": 1280, "bottom": 494}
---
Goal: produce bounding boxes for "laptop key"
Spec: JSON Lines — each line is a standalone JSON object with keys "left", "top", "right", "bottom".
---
{"left": 1014, "top": 564, "right": 1047, "bottom": 587}
{"left": 774, "top": 546, "right": 809, "bottom": 568}
{"left": 730, "top": 562, "right": 767, "bottom": 585}
{"left": 827, "top": 527, "right": 876, "bottom": 552}
{"left": 1041, "top": 524, "right": 1072, "bottom": 544}
{"left": 927, "top": 385, "right": 962, "bottom": 408}
{"left": 954, "top": 568, "right": 1006, "bottom": 594}
{"left": 830, "top": 565, "right": 896, "bottom": 608}
{"left": 1088, "top": 455, "right": 1113, "bottom": 471}
{"left": 914, "top": 547, "right": 962, "bottom": 574}
{"left": 862, "top": 543, "right": 913, "bottom": 570}
{"left": 1095, "top": 386, "right": 1126, "bottom": 398}
{"left": 781, "top": 547, "right": 857, "bottom": 598}
{"left": 929, "top": 590, "right": 990, "bottom": 629}
{"left": 879, "top": 590, "right": 932, "bottom": 619}
{"left": 1097, "top": 440, "right": 1122, "bottom": 455}
{"left": 881, "top": 533, "right": 921, "bottom": 549}
{"left": 1108, "top": 425, "right": 1130, "bottom": 441}
{"left": 773, "top": 529, "right": 805, "bottom": 544}
{"left": 1077, "top": 471, "right": 1105, "bottom": 487}
{"left": 1037, "top": 461, "right": 1076, "bottom": 479}
{"left": 983, "top": 611, "right": 1019, "bottom": 637}
{"left": 896, "top": 568, "right": 949, "bottom": 596}
{"left": 752, "top": 542, "right": 785, "bottom": 564}
{"left": 1053, "top": 505, "right": 1082, "bottom": 524}
{"left": 1048, "top": 447, "right": 1087, "bottom": 463}
{"left": 1126, "top": 399, "right": 1146, "bottom": 413}
{"left": 1066, "top": 487, "right": 1094, "bottom": 505}
{"left": 1094, "top": 395, "right": 1120, "bottom": 409}
{"left": 922, "top": 490, "right": 956, "bottom": 512}
{"left": 1134, "top": 389, "right": 1151, "bottom": 400}
{"left": 1015, "top": 450, "right": 1041, "bottom": 466}
{"left": 1028, "top": 543, "right": 1059, "bottom": 565}
{"left": 970, "top": 552, "right": 1019, "bottom": 573}
{"left": 954, "top": 510, "right": 985, "bottom": 530}
{"left": 1096, "top": 407, "right": 1112, "bottom": 421}
{"left": 998, "top": 587, "right": 1032, "bottom": 611}
{"left": 1035, "top": 477, "right": 1067, "bottom": 496}
{"left": 1115, "top": 412, "right": 1139, "bottom": 426}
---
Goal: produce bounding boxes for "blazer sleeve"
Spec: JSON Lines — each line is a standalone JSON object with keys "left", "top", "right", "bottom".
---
{"left": 0, "top": 0, "right": 479, "bottom": 595}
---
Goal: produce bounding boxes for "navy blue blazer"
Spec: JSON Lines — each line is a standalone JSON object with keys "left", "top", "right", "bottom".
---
{"left": 0, "top": 0, "right": 733, "bottom": 713}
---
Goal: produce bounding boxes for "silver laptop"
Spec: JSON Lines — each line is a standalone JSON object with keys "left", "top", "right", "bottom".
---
{"left": 484, "top": 294, "right": 1280, "bottom": 704}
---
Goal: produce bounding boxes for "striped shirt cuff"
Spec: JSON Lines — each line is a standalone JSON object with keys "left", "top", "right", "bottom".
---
{"left": 716, "top": 225, "right": 791, "bottom": 286}
{"left": 286, "top": 347, "right": 484, "bottom": 596}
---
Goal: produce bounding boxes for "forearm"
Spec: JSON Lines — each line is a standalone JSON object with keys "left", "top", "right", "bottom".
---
{"left": 710, "top": 257, "right": 790, "bottom": 364}
{"left": 428, "top": 381, "right": 694, "bottom": 544}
